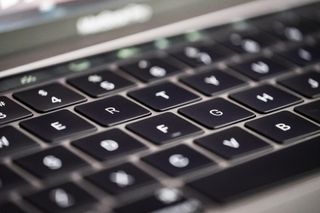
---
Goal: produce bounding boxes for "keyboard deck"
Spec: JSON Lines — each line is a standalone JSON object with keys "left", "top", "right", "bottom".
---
{"left": 1, "top": 2, "right": 320, "bottom": 213}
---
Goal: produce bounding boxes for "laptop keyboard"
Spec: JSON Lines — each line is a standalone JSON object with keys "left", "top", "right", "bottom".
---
{"left": 1, "top": 3, "right": 320, "bottom": 213}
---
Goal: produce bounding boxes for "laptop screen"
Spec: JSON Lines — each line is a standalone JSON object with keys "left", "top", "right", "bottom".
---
{"left": 0, "top": 0, "right": 255, "bottom": 71}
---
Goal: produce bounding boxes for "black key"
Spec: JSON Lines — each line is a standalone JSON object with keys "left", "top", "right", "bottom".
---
{"left": 279, "top": 71, "right": 320, "bottom": 98}
{"left": 76, "top": 96, "right": 150, "bottom": 127}
{"left": 0, "top": 202, "right": 26, "bottom": 213}
{"left": 14, "top": 83, "right": 86, "bottom": 112}
{"left": 127, "top": 113, "right": 202, "bottom": 145}
{"left": 216, "top": 29, "right": 276, "bottom": 54}
{"left": 171, "top": 43, "right": 232, "bottom": 67}
{"left": 14, "top": 146, "right": 87, "bottom": 179}
{"left": 0, "top": 126, "right": 37, "bottom": 157}
{"left": 259, "top": 13, "right": 318, "bottom": 42}
{"left": 20, "top": 110, "right": 96, "bottom": 142}
{"left": 295, "top": 100, "right": 320, "bottom": 123}
{"left": 143, "top": 145, "right": 213, "bottom": 177}
{"left": 229, "top": 57, "right": 292, "bottom": 81}
{"left": 179, "top": 98, "right": 254, "bottom": 129}
{"left": 0, "top": 165, "right": 26, "bottom": 192}
{"left": 68, "top": 70, "right": 134, "bottom": 97}
{"left": 128, "top": 82, "right": 200, "bottom": 111}
{"left": 280, "top": 46, "right": 320, "bottom": 66}
{"left": 180, "top": 70, "right": 246, "bottom": 96}
{"left": 230, "top": 85, "right": 302, "bottom": 113}
{"left": 246, "top": 111, "right": 319, "bottom": 144}
{"left": 0, "top": 97, "right": 32, "bottom": 126}
{"left": 189, "top": 136, "right": 320, "bottom": 202}
{"left": 86, "top": 163, "right": 156, "bottom": 195}
{"left": 72, "top": 129, "right": 146, "bottom": 161}
{"left": 195, "top": 127, "right": 271, "bottom": 160}
{"left": 25, "top": 182, "right": 97, "bottom": 213}
{"left": 114, "top": 187, "right": 202, "bottom": 213}
{"left": 120, "top": 57, "right": 183, "bottom": 82}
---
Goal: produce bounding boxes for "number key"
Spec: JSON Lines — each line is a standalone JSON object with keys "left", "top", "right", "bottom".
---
{"left": 0, "top": 97, "right": 32, "bottom": 126}
{"left": 14, "top": 83, "right": 86, "bottom": 112}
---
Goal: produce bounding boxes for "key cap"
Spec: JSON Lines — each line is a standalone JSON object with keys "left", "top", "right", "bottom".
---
{"left": 0, "top": 202, "right": 26, "bottom": 213}
{"left": 14, "top": 146, "right": 87, "bottom": 179}
{"left": 127, "top": 113, "right": 203, "bottom": 145}
{"left": 20, "top": 110, "right": 96, "bottom": 142}
{"left": 246, "top": 111, "right": 319, "bottom": 144}
{"left": 68, "top": 70, "right": 134, "bottom": 97}
{"left": 76, "top": 95, "right": 150, "bottom": 127}
{"left": 0, "top": 97, "right": 32, "bottom": 126}
{"left": 0, "top": 164, "right": 26, "bottom": 192}
{"left": 72, "top": 129, "right": 146, "bottom": 161}
{"left": 128, "top": 82, "right": 200, "bottom": 111}
{"left": 188, "top": 136, "right": 320, "bottom": 202}
{"left": 295, "top": 100, "right": 320, "bottom": 123}
{"left": 229, "top": 57, "right": 292, "bottom": 81}
{"left": 120, "top": 57, "right": 183, "bottom": 82}
{"left": 279, "top": 71, "right": 320, "bottom": 98}
{"left": 258, "top": 12, "right": 318, "bottom": 42}
{"left": 25, "top": 182, "right": 97, "bottom": 213}
{"left": 280, "top": 46, "right": 320, "bottom": 66}
{"left": 143, "top": 145, "right": 213, "bottom": 177}
{"left": 14, "top": 83, "right": 86, "bottom": 112}
{"left": 86, "top": 163, "right": 156, "bottom": 195}
{"left": 230, "top": 85, "right": 302, "bottom": 113}
{"left": 180, "top": 70, "right": 246, "bottom": 96}
{"left": 114, "top": 187, "right": 202, "bottom": 213}
{"left": 215, "top": 28, "right": 276, "bottom": 54}
{"left": 179, "top": 98, "right": 254, "bottom": 129}
{"left": 171, "top": 43, "right": 232, "bottom": 67}
{"left": 195, "top": 127, "right": 271, "bottom": 160}
{"left": 0, "top": 126, "right": 37, "bottom": 157}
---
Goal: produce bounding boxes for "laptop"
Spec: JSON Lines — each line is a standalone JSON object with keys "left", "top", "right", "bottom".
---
{"left": 0, "top": 0, "right": 320, "bottom": 212}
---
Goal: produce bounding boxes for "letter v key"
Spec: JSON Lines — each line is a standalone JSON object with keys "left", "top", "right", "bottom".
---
{"left": 223, "top": 138, "right": 240, "bottom": 149}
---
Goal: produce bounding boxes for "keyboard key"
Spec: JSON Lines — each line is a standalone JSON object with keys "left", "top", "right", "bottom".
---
{"left": 25, "top": 182, "right": 97, "bottom": 213}
{"left": 246, "top": 111, "right": 319, "bottom": 144}
{"left": 68, "top": 70, "right": 134, "bottom": 97}
{"left": 14, "top": 83, "right": 86, "bottom": 112}
{"left": 180, "top": 70, "right": 246, "bottom": 96}
{"left": 195, "top": 127, "right": 271, "bottom": 160}
{"left": 230, "top": 85, "right": 302, "bottom": 113}
{"left": 229, "top": 57, "right": 292, "bottom": 81}
{"left": 0, "top": 97, "right": 32, "bottom": 125}
{"left": 72, "top": 129, "right": 146, "bottom": 161}
{"left": 171, "top": 43, "right": 232, "bottom": 67}
{"left": 0, "top": 165, "right": 26, "bottom": 192}
{"left": 114, "top": 187, "right": 202, "bottom": 213}
{"left": 295, "top": 100, "right": 320, "bottom": 123}
{"left": 0, "top": 126, "right": 37, "bottom": 157}
{"left": 279, "top": 71, "right": 320, "bottom": 98}
{"left": 179, "top": 98, "right": 254, "bottom": 129}
{"left": 86, "top": 163, "right": 156, "bottom": 195}
{"left": 143, "top": 145, "right": 213, "bottom": 177}
{"left": 280, "top": 46, "right": 320, "bottom": 66}
{"left": 76, "top": 96, "right": 150, "bottom": 127}
{"left": 128, "top": 82, "right": 200, "bottom": 111}
{"left": 14, "top": 146, "right": 87, "bottom": 179}
{"left": 188, "top": 136, "right": 320, "bottom": 202}
{"left": 127, "top": 113, "right": 202, "bottom": 145}
{"left": 0, "top": 202, "right": 26, "bottom": 213}
{"left": 258, "top": 13, "right": 318, "bottom": 42}
{"left": 215, "top": 27, "right": 276, "bottom": 54}
{"left": 20, "top": 110, "right": 96, "bottom": 142}
{"left": 120, "top": 57, "right": 183, "bottom": 82}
